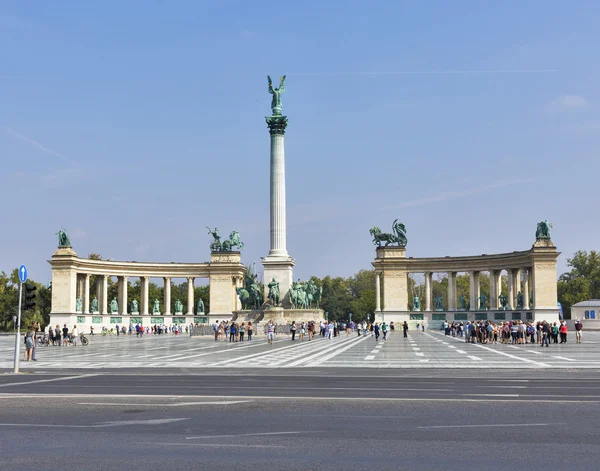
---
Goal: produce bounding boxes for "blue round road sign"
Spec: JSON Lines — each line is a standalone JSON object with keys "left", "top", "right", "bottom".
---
{"left": 18, "top": 265, "right": 27, "bottom": 283}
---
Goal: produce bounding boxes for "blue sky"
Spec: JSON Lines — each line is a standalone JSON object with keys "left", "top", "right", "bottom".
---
{"left": 1, "top": 0, "right": 598, "bottom": 284}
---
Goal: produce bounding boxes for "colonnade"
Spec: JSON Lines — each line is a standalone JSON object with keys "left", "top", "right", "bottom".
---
{"left": 372, "top": 238, "right": 560, "bottom": 323}
{"left": 75, "top": 274, "right": 203, "bottom": 315}
{"left": 373, "top": 268, "right": 532, "bottom": 312}
{"left": 50, "top": 248, "right": 246, "bottom": 320}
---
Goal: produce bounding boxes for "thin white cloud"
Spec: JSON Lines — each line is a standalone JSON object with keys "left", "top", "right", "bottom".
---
{"left": 547, "top": 95, "right": 587, "bottom": 111}
{"left": 382, "top": 178, "right": 536, "bottom": 211}
{"left": 289, "top": 69, "right": 559, "bottom": 76}
{"left": 70, "top": 227, "right": 86, "bottom": 240}
{"left": 134, "top": 243, "right": 151, "bottom": 255}
{"left": 3, "top": 126, "right": 74, "bottom": 164}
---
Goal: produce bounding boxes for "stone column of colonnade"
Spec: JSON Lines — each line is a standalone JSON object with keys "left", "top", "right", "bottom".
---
{"left": 187, "top": 277, "right": 195, "bottom": 315}
{"left": 424, "top": 272, "right": 432, "bottom": 311}
{"left": 141, "top": 277, "right": 149, "bottom": 315}
{"left": 102, "top": 275, "right": 109, "bottom": 314}
{"left": 118, "top": 276, "right": 128, "bottom": 315}
{"left": 163, "top": 277, "right": 171, "bottom": 315}
{"left": 489, "top": 270, "right": 501, "bottom": 310}
{"left": 469, "top": 271, "right": 480, "bottom": 310}
{"left": 375, "top": 272, "right": 381, "bottom": 312}
{"left": 95, "top": 276, "right": 102, "bottom": 313}
{"left": 447, "top": 272, "right": 457, "bottom": 310}
{"left": 522, "top": 268, "right": 530, "bottom": 309}
{"left": 513, "top": 268, "right": 521, "bottom": 309}
{"left": 506, "top": 270, "right": 514, "bottom": 310}
{"left": 83, "top": 274, "right": 90, "bottom": 314}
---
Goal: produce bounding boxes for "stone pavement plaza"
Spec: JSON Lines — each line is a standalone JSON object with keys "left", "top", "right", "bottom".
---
{"left": 2, "top": 330, "right": 600, "bottom": 370}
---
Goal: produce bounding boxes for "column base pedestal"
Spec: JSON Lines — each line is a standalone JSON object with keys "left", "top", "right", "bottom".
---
{"left": 262, "top": 255, "right": 295, "bottom": 307}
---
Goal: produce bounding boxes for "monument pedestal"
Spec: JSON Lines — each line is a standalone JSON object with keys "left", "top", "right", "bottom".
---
{"left": 262, "top": 255, "right": 295, "bottom": 307}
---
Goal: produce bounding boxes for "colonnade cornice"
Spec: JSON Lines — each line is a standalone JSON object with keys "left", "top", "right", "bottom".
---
{"left": 372, "top": 249, "right": 553, "bottom": 274}
{"left": 48, "top": 255, "right": 248, "bottom": 279}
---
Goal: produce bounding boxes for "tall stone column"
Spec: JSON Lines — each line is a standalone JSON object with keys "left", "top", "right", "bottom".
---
{"left": 96, "top": 276, "right": 102, "bottom": 313}
{"left": 513, "top": 268, "right": 521, "bottom": 308}
{"left": 102, "top": 275, "right": 109, "bottom": 315}
{"left": 77, "top": 275, "right": 84, "bottom": 308}
{"left": 469, "top": 271, "right": 480, "bottom": 310}
{"left": 118, "top": 276, "right": 128, "bottom": 315}
{"left": 522, "top": 268, "right": 529, "bottom": 310}
{"left": 262, "top": 112, "right": 295, "bottom": 305}
{"left": 83, "top": 274, "right": 90, "bottom": 314}
{"left": 424, "top": 272, "right": 432, "bottom": 311}
{"left": 489, "top": 270, "right": 500, "bottom": 310}
{"left": 375, "top": 273, "right": 381, "bottom": 312}
{"left": 163, "top": 277, "right": 171, "bottom": 315}
{"left": 141, "top": 277, "right": 149, "bottom": 315}
{"left": 507, "top": 270, "right": 514, "bottom": 310}
{"left": 187, "top": 277, "right": 195, "bottom": 315}
{"left": 447, "top": 272, "right": 457, "bottom": 310}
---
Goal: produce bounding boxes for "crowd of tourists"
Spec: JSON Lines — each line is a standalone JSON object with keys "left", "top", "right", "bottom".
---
{"left": 438, "top": 319, "right": 584, "bottom": 345}
{"left": 212, "top": 320, "right": 254, "bottom": 342}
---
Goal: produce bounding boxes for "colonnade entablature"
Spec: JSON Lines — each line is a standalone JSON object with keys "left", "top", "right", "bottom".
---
{"left": 371, "top": 236, "right": 560, "bottom": 324}
{"left": 49, "top": 246, "right": 245, "bottom": 320}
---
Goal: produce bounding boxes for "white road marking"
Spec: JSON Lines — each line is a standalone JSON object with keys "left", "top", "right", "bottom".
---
{"left": 415, "top": 352, "right": 425, "bottom": 357}
{"left": 455, "top": 350, "right": 466, "bottom": 354}
{"left": 186, "top": 431, "right": 316, "bottom": 439}
{"left": 434, "top": 333, "right": 551, "bottom": 367}
{"left": 0, "top": 373, "right": 99, "bottom": 388}
{"left": 419, "top": 359, "right": 429, "bottom": 363}
{"left": 553, "top": 356, "right": 576, "bottom": 362}
{"left": 364, "top": 355, "right": 375, "bottom": 360}
{"left": 0, "top": 418, "right": 188, "bottom": 428}
{"left": 153, "top": 443, "right": 285, "bottom": 448}
{"left": 467, "top": 356, "right": 482, "bottom": 361}
{"left": 418, "top": 422, "right": 565, "bottom": 429}
{"left": 78, "top": 400, "right": 253, "bottom": 406}
{"left": 310, "top": 335, "right": 369, "bottom": 366}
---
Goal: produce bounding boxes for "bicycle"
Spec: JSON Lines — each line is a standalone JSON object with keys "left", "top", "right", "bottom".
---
{"left": 101, "top": 328, "right": 115, "bottom": 336}
{"left": 79, "top": 333, "right": 89, "bottom": 346}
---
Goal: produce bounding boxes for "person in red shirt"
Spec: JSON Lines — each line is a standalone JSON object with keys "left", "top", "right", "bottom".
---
{"left": 559, "top": 322, "right": 568, "bottom": 344}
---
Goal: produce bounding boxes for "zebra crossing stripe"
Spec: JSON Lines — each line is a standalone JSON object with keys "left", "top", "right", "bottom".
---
{"left": 285, "top": 336, "right": 364, "bottom": 367}
{"left": 308, "top": 335, "right": 369, "bottom": 366}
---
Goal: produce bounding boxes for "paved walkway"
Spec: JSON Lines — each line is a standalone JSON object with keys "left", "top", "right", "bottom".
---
{"left": 1, "top": 330, "right": 599, "bottom": 369}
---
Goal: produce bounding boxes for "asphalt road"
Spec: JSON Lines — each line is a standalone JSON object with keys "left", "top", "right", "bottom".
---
{"left": 1, "top": 370, "right": 600, "bottom": 470}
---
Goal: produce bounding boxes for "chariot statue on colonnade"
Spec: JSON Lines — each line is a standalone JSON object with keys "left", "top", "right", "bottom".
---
{"left": 207, "top": 227, "right": 244, "bottom": 252}
{"left": 56, "top": 228, "right": 71, "bottom": 248}
{"left": 535, "top": 220, "right": 552, "bottom": 239}
{"left": 369, "top": 219, "right": 407, "bottom": 247}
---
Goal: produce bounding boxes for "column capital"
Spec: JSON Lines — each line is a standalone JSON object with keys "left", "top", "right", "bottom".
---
{"left": 266, "top": 115, "right": 288, "bottom": 135}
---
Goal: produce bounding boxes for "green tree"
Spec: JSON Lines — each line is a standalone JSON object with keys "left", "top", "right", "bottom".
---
{"left": 558, "top": 251, "right": 600, "bottom": 318}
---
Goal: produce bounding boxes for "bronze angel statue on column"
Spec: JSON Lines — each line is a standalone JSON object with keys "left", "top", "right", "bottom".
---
{"left": 268, "top": 75, "right": 286, "bottom": 116}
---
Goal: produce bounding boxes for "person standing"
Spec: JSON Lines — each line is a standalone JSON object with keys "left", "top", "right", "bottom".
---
{"left": 373, "top": 322, "right": 380, "bottom": 341}
{"left": 381, "top": 322, "right": 388, "bottom": 341}
{"left": 267, "top": 320, "right": 275, "bottom": 344}
{"left": 62, "top": 324, "right": 70, "bottom": 346}
{"left": 229, "top": 323, "right": 236, "bottom": 342}
{"left": 71, "top": 325, "right": 78, "bottom": 346}
{"left": 213, "top": 320, "right": 219, "bottom": 341}
{"left": 290, "top": 321, "right": 297, "bottom": 341}
{"left": 299, "top": 322, "right": 306, "bottom": 341}
{"left": 247, "top": 322, "right": 253, "bottom": 341}
{"left": 239, "top": 323, "right": 245, "bottom": 341}
{"left": 326, "top": 321, "right": 334, "bottom": 340}
{"left": 559, "top": 322, "right": 568, "bottom": 344}
{"left": 24, "top": 325, "right": 34, "bottom": 361}
{"left": 541, "top": 321, "right": 551, "bottom": 347}
{"left": 31, "top": 322, "right": 40, "bottom": 361}
{"left": 403, "top": 321, "right": 409, "bottom": 338}
{"left": 575, "top": 319, "right": 583, "bottom": 343}
{"left": 307, "top": 321, "right": 314, "bottom": 341}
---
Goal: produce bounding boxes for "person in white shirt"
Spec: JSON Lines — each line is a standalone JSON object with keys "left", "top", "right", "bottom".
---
{"left": 71, "top": 325, "right": 78, "bottom": 346}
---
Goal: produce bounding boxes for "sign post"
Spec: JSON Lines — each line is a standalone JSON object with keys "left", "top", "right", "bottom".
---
{"left": 13, "top": 265, "right": 27, "bottom": 373}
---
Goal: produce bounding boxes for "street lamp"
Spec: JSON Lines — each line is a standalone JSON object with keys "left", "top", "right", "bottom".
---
{"left": 349, "top": 313, "right": 352, "bottom": 324}
{"left": 325, "top": 312, "right": 328, "bottom": 322}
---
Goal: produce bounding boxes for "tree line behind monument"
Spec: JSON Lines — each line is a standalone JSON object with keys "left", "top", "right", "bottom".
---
{"left": 0, "top": 250, "right": 599, "bottom": 330}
